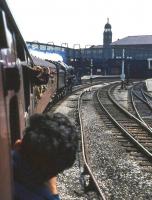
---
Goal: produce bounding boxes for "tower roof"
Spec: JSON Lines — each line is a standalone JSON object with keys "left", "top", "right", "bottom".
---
{"left": 104, "top": 18, "right": 111, "bottom": 29}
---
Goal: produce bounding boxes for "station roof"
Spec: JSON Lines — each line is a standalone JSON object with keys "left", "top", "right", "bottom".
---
{"left": 80, "top": 45, "right": 103, "bottom": 50}
{"left": 89, "top": 45, "right": 103, "bottom": 49}
{"left": 112, "top": 35, "right": 152, "bottom": 46}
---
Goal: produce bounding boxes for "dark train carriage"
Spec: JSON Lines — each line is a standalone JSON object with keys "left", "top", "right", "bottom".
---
{"left": 57, "top": 63, "right": 66, "bottom": 93}
{"left": 30, "top": 55, "right": 57, "bottom": 113}
{"left": 46, "top": 60, "right": 66, "bottom": 97}
{"left": 0, "top": 1, "right": 75, "bottom": 199}
{"left": 58, "top": 61, "right": 74, "bottom": 92}
{"left": 0, "top": 1, "right": 33, "bottom": 199}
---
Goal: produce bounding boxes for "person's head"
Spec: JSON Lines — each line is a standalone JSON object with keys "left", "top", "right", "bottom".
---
{"left": 16, "top": 112, "right": 78, "bottom": 182}
{"left": 43, "top": 67, "right": 48, "bottom": 73}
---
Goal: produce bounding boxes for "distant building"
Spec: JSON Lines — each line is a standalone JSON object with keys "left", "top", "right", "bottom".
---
{"left": 27, "top": 20, "right": 152, "bottom": 79}
{"left": 111, "top": 35, "right": 152, "bottom": 61}
{"left": 111, "top": 35, "right": 152, "bottom": 78}
{"left": 70, "top": 18, "right": 113, "bottom": 76}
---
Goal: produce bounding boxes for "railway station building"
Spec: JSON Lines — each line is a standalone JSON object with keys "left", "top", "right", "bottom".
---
{"left": 27, "top": 20, "right": 152, "bottom": 79}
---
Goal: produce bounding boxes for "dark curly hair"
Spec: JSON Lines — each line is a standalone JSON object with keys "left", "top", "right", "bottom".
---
{"left": 20, "top": 112, "right": 78, "bottom": 182}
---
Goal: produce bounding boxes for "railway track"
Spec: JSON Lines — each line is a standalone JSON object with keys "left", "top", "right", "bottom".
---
{"left": 52, "top": 80, "right": 152, "bottom": 199}
{"left": 45, "top": 80, "right": 106, "bottom": 113}
{"left": 77, "top": 81, "right": 152, "bottom": 199}
{"left": 78, "top": 89, "right": 107, "bottom": 200}
{"left": 130, "top": 82, "right": 152, "bottom": 128}
{"left": 96, "top": 83, "right": 152, "bottom": 171}
{"left": 49, "top": 80, "right": 119, "bottom": 199}
{"left": 46, "top": 80, "right": 118, "bottom": 113}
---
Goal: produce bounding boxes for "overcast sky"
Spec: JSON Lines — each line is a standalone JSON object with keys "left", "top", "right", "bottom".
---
{"left": 6, "top": 0, "right": 152, "bottom": 48}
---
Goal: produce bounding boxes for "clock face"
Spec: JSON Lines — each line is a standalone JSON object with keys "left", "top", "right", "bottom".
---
{"left": 105, "top": 28, "right": 111, "bottom": 32}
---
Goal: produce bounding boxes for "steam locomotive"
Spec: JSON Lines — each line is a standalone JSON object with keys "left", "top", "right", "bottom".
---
{"left": 0, "top": 1, "right": 74, "bottom": 199}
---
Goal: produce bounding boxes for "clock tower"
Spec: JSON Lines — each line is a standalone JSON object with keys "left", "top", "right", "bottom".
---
{"left": 103, "top": 18, "right": 112, "bottom": 47}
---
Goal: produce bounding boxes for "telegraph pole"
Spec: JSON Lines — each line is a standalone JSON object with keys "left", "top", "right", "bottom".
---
{"left": 90, "top": 59, "right": 93, "bottom": 84}
{"left": 120, "top": 49, "right": 125, "bottom": 89}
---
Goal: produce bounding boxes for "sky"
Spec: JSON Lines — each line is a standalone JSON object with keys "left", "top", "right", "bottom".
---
{"left": 6, "top": 0, "right": 152, "bottom": 48}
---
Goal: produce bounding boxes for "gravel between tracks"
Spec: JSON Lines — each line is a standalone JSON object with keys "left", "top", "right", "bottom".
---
{"left": 51, "top": 92, "right": 86, "bottom": 200}
{"left": 49, "top": 85, "right": 152, "bottom": 200}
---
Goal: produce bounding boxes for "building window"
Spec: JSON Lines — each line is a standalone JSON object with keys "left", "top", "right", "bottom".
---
{"left": 81, "top": 49, "right": 85, "bottom": 55}
{"left": 40, "top": 45, "right": 46, "bottom": 51}
{"left": 54, "top": 46, "right": 60, "bottom": 51}
{"left": 98, "top": 49, "right": 102, "bottom": 54}
{"left": 46, "top": 45, "right": 54, "bottom": 51}
{"left": 32, "top": 44, "right": 39, "bottom": 50}
{"left": 93, "top": 50, "right": 96, "bottom": 54}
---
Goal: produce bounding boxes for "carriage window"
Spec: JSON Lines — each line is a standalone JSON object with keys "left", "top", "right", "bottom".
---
{"left": 22, "top": 66, "right": 30, "bottom": 111}
{"left": 9, "top": 96, "right": 20, "bottom": 147}
{"left": 16, "top": 36, "right": 26, "bottom": 61}
{"left": 0, "top": 9, "right": 8, "bottom": 48}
